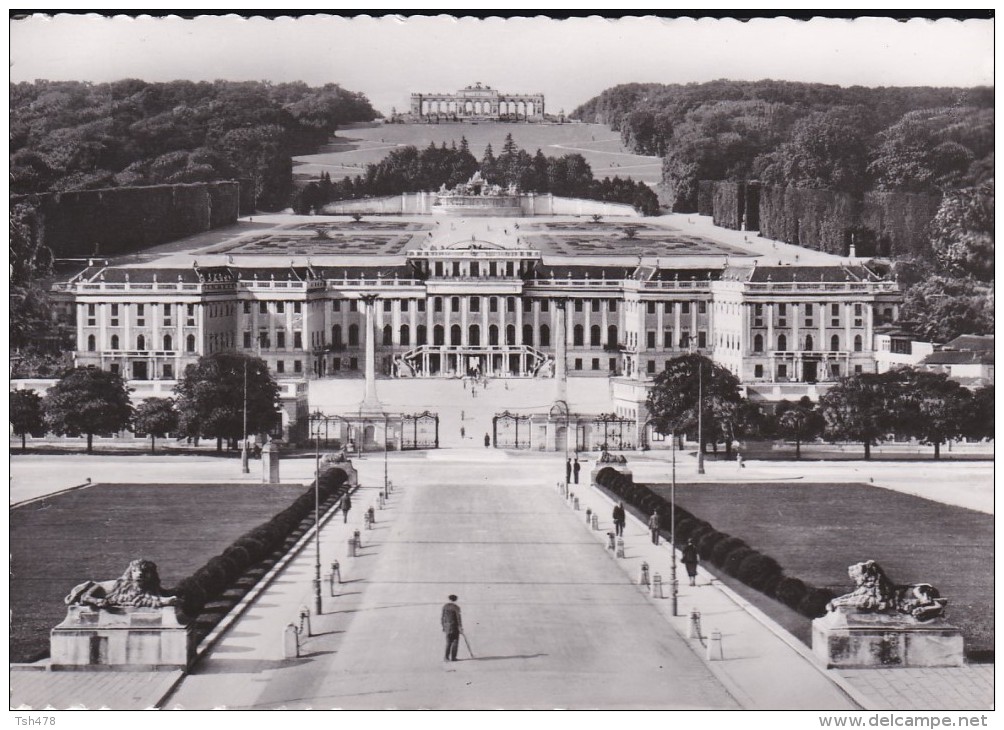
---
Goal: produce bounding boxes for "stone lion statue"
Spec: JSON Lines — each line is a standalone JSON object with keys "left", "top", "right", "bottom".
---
{"left": 825, "top": 560, "right": 946, "bottom": 621}
{"left": 65, "top": 559, "right": 177, "bottom": 609}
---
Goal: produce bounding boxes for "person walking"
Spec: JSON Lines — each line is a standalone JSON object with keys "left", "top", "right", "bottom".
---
{"left": 736, "top": 450, "right": 745, "bottom": 470}
{"left": 612, "top": 501, "right": 625, "bottom": 537}
{"left": 484, "top": 432, "right": 491, "bottom": 448}
{"left": 460, "top": 425, "right": 466, "bottom": 440}
{"left": 565, "top": 458, "right": 572, "bottom": 484}
{"left": 340, "top": 492, "right": 352, "bottom": 524}
{"left": 441, "top": 594, "right": 463, "bottom": 662}
{"left": 682, "top": 539, "right": 700, "bottom": 586}
{"left": 573, "top": 457, "right": 581, "bottom": 484}
{"left": 648, "top": 510, "right": 661, "bottom": 545}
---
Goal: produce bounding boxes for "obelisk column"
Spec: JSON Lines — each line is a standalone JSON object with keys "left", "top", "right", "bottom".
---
{"left": 554, "top": 299, "right": 568, "bottom": 401}
{"left": 360, "top": 294, "right": 382, "bottom": 412}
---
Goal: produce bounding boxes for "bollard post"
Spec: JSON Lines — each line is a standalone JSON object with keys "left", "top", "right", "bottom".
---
{"left": 651, "top": 573, "right": 663, "bottom": 598}
{"left": 688, "top": 609, "right": 702, "bottom": 639}
{"left": 283, "top": 623, "right": 300, "bottom": 659}
{"left": 607, "top": 532, "right": 616, "bottom": 551}
{"left": 354, "top": 529, "right": 362, "bottom": 550}
{"left": 347, "top": 537, "right": 357, "bottom": 557}
{"left": 329, "top": 571, "right": 336, "bottom": 596}
{"left": 573, "top": 497, "right": 579, "bottom": 511}
{"left": 368, "top": 506, "right": 376, "bottom": 525}
{"left": 379, "top": 492, "right": 385, "bottom": 509}
{"left": 585, "top": 507, "right": 592, "bottom": 524}
{"left": 591, "top": 514, "right": 599, "bottom": 531}
{"left": 299, "top": 605, "right": 312, "bottom": 637}
{"left": 707, "top": 629, "right": 724, "bottom": 661}
{"left": 616, "top": 538, "right": 625, "bottom": 558}
{"left": 639, "top": 561, "right": 650, "bottom": 586}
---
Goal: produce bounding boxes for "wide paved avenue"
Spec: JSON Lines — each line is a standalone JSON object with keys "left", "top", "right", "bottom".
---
{"left": 167, "top": 451, "right": 738, "bottom": 709}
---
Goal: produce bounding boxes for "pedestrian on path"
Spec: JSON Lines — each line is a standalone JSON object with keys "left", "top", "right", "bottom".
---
{"left": 736, "top": 450, "right": 745, "bottom": 470}
{"left": 340, "top": 492, "right": 352, "bottom": 523}
{"left": 613, "top": 501, "right": 625, "bottom": 537}
{"left": 565, "top": 458, "right": 572, "bottom": 484}
{"left": 484, "top": 432, "right": 491, "bottom": 448}
{"left": 573, "top": 458, "right": 581, "bottom": 484}
{"left": 648, "top": 510, "right": 661, "bottom": 545}
{"left": 461, "top": 426, "right": 466, "bottom": 440}
{"left": 682, "top": 539, "right": 700, "bottom": 586}
{"left": 441, "top": 594, "right": 463, "bottom": 662}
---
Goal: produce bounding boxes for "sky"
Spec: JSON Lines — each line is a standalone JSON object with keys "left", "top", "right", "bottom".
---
{"left": 9, "top": 14, "right": 995, "bottom": 115}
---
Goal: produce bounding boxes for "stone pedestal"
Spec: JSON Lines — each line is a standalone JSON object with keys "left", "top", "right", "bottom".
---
{"left": 262, "top": 442, "right": 280, "bottom": 484}
{"left": 51, "top": 606, "right": 194, "bottom": 670}
{"left": 321, "top": 456, "right": 358, "bottom": 487}
{"left": 812, "top": 608, "right": 964, "bottom": 669}
{"left": 590, "top": 463, "right": 632, "bottom": 487}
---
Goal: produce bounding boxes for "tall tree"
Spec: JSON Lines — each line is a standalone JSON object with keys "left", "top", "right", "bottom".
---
{"left": 967, "top": 385, "right": 995, "bottom": 442}
{"left": 42, "top": 368, "right": 133, "bottom": 453}
{"left": 10, "top": 389, "right": 44, "bottom": 452}
{"left": 818, "top": 372, "right": 900, "bottom": 460}
{"left": 174, "top": 353, "right": 280, "bottom": 451}
{"left": 929, "top": 183, "right": 995, "bottom": 282}
{"left": 646, "top": 354, "right": 743, "bottom": 454}
{"left": 133, "top": 397, "right": 180, "bottom": 454}
{"left": 775, "top": 396, "right": 824, "bottom": 459}
{"left": 893, "top": 370, "right": 972, "bottom": 459}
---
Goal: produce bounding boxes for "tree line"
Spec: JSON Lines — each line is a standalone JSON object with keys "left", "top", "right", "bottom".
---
{"left": 9, "top": 353, "right": 281, "bottom": 454}
{"left": 10, "top": 79, "right": 379, "bottom": 210}
{"left": 646, "top": 354, "right": 993, "bottom": 461}
{"left": 293, "top": 133, "right": 661, "bottom": 215}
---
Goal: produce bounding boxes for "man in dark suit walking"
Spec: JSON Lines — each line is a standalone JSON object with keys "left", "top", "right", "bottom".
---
{"left": 565, "top": 458, "right": 572, "bottom": 484}
{"left": 573, "top": 457, "right": 581, "bottom": 484}
{"left": 441, "top": 594, "right": 463, "bottom": 661}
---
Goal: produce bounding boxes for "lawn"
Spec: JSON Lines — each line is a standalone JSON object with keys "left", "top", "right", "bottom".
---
{"left": 10, "top": 483, "right": 305, "bottom": 663}
{"left": 646, "top": 482, "right": 995, "bottom": 657}
{"left": 293, "top": 122, "right": 662, "bottom": 184}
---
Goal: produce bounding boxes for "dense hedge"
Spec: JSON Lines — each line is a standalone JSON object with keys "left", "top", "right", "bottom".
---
{"left": 172, "top": 465, "right": 351, "bottom": 632}
{"left": 594, "top": 466, "right": 835, "bottom": 619}
{"left": 13, "top": 181, "right": 240, "bottom": 259}
{"left": 702, "top": 180, "right": 942, "bottom": 260}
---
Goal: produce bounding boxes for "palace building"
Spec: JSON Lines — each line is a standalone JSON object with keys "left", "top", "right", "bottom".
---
{"left": 46, "top": 184, "right": 902, "bottom": 447}
{"left": 410, "top": 82, "right": 545, "bottom": 121}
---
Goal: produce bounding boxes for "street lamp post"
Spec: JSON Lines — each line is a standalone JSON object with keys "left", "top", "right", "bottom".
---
{"left": 697, "top": 357, "right": 705, "bottom": 475}
{"left": 241, "top": 360, "right": 250, "bottom": 474}
{"left": 383, "top": 414, "right": 389, "bottom": 493}
{"left": 671, "top": 428, "right": 678, "bottom": 615}
{"left": 311, "top": 412, "right": 323, "bottom": 615}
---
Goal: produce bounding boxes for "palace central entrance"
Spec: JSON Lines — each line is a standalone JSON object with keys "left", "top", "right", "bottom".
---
{"left": 399, "top": 344, "right": 551, "bottom": 378}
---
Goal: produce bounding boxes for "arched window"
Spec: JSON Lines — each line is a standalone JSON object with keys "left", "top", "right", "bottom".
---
{"left": 450, "top": 324, "right": 462, "bottom": 346}
{"left": 523, "top": 324, "right": 534, "bottom": 346}
{"left": 506, "top": 324, "right": 516, "bottom": 346}
{"left": 383, "top": 325, "right": 392, "bottom": 346}
{"left": 854, "top": 334, "right": 863, "bottom": 352}
{"left": 607, "top": 325, "right": 618, "bottom": 348}
{"left": 186, "top": 334, "right": 196, "bottom": 353}
{"left": 417, "top": 325, "right": 427, "bottom": 346}
{"left": 753, "top": 334, "right": 763, "bottom": 352}
{"left": 590, "top": 325, "right": 601, "bottom": 347}
{"left": 400, "top": 325, "right": 410, "bottom": 346}
{"left": 573, "top": 325, "right": 584, "bottom": 347}
{"left": 87, "top": 334, "right": 96, "bottom": 352}
{"left": 348, "top": 324, "right": 359, "bottom": 346}
{"left": 332, "top": 325, "right": 342, "bottom": 347}
{"left": 469, "top": 324, "right": 480, "bottom": 346}
{"left": 830, "top": 334, "right": 840, "bottom": 352}
{"left": 163, "top": 334, "right": 173, "bottom": 351}
{"left": 433, "top": 325, "right": 445, "bottom": 346}
{"left": 539, "top": 324, "right": 550, "bottom": 347}
{"left": 804, "top": 334, "right": 814, "bottom": 351}
{"left": 136, "top": 334, "right": 145, "bottom": 351}
{"left": 489, "top": 325, "right": 499, "bottom": 346}
{"left": 110, "top": 334, "right": 120, "bottom": 350}
{"left": 778, "top": 334, "right": 787, "bottom": 351}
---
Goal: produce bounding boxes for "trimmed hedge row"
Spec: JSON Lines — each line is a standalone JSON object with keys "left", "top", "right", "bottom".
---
{"left": 172, "top": 466, "right": 351, "bottom": 624}
{"left": 594, "top": 467, "right": 834, "bottom": 619}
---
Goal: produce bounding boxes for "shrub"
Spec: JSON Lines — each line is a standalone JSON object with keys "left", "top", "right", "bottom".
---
{"left": 735, "top": 553, "right": 783, "bottom": 591}
{"left": 711, "top": 537, "right": 749, "bottom": 568}
{"left": 724, "top": 547, "right": 755, "bottom": 577}
{"left": 797, "top": 588, "right": 836, "bottom": 619}
{"left": 697, "top": 531, "right": 730, "bottom": 560}
{"left": 674, "top": 518, "right": 706, "bottom": 542}
{"left": 774, "top": 577, "right": 808, "bottom": 610}
{"left": 687, "top": 522, "right": 715, "bottom": 545}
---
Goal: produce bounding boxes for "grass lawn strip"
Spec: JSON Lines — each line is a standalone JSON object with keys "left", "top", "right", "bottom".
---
{"left": 646, "top": 482, "right": 994, "bottom": 657}
{"left": 10, "top": 483, "right": 305, "bottom": 664}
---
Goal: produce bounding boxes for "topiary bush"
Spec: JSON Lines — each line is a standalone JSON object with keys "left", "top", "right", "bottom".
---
{"left": 711, "top": 537, "right": 749, "bottom": 568}
{"left": 724, "top": 547, "right": 755, "bottom": 577}
{"left": 774, "top": 577, "right": 809, "bottom": 610}
{"left": 735, "top": 553, "right": 783, "bottom": 592}
{"left": 797, "top": 588, "right": 836, "bottom": 619}
{"left": 697, "top": 530, "right": 730, "bottom": 560}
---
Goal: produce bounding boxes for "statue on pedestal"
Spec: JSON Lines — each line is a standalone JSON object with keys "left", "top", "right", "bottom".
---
{"left": 825, "top": 560, "right": 947, "bottom": 621}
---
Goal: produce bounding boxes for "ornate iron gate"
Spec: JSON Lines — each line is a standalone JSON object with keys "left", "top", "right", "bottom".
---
{"left": 492, "top": 410, "right": 533, "bottom": 449}
{"left": 401, "top": 411, "right": 439, "bottom": 450}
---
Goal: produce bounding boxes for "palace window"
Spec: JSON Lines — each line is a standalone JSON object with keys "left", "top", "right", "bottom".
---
{"left": 434, "top": 297, "right": 443, "bottom": 313}
{"left": 136, "top": 334, "right": 145, "bottom": 351}
{"left": 804, "top": 304, "right": 813, "bottom": 327}
{"left": 608, "top": 300, "right": 617, "bottom": 312}
{"left": 831, "top": 334, "right": 840, "bottom": 351}
{"left": 110, "top": 304, "right": 120, "bottom": 327}
{"left": 777, "top": 363, "right": 787, "bottom": 379}
{"left": 698, "top": 331, "right": 707, "bottom": 349}
{"left": 855, "top": 365, "right": 863, "bottom": 374}
{"left": 778, "top": 303, "right": 787, "bottom": 327}
{"left": 350, "top": 357, "right": 358, "bottom": 370}
{"left": 523, "top": 299, "right": 532, "bottom": 313}
{"left": 450, "top": 325, "right": 461, "bottom": 346}
{"left": 753, "top": 304, "right": 763, "bottom": 327}
{"left": 400, "top": 325, "right": 410, "bottom": 346}
{"left": 804, "top": 335, "right": 814, "bottom": 351}
{"left": 523, "top": 324, "right": 534, "bottom": 346}
{"left": 470, "top": 297, "right": 480, "bottom": 313}
{"left": 244, "top": 331, "right": 252, "bottom": 348}
{"left": 680, "top": 302, "right": 690, "bottom": 315}
{"left": 663, "top": 330, "right": 673, "bottom": 348}
{"left": 506, "top": 325, "right": 516, "bottom": 346}
{"left": 592, "top": 358, "right": 600, "bottom": 371}
{"left": 277, "top": 331, "right": 286, "bottom": 349}
{"left": 110, "top": 335, "right": 119, "bottom": 350}
{"left": 507, "top": 297, "right": 516, "bottom": 313}
{"left": 591, "top": 325, "right": 601, "bottom": 347}
{"left": 647, "top": 331, "right": 656, "bottom": 349}
{"left": 680, "top": 331, "right": 690, "bottom": 349}
{"left": 778, "top": 334, "right": 787, "bottom": 351}
{"left": 294, "top": 302, "right": 301, "bottom": 314}
{"left": 244, "top": 302, "right": 252, "bottom": 314}
{"left": 163, "top": 364, "right": 174, "bottom": 379}
{"left": 574, "top": 358, "right": 582, "bottom": 371}
{"left": 469, "top": 324, "right": 480, "bottom": 346}
{"left": 854, "top": 303, "right": 863, "bottom": 327}
{"left": 699, "top": 301, "right": 707, "bottom": 314}
{"left": 417, "top": 325, "right": 427, "bottom": 346}
{"left": 647, "top": 302, "right": 656, "bottom": 315}
{"left": 541, "top": 300, "right": 549, "bottom": 313}
{"left": 136, "top": 304, "right": 145, "bottom": 326}
{"left": 186, "top": 334, "right": 196, "bottom": 352}
{"left": 276, "top": 360, "right": 285, "bottom": 374}
{"left": 348, "top": 324, "right": 359, "bottom": 346}
{"left": 754, "top": 364, "right": 764, "bottom": 378}
{"left": 607, "top": 325, "right": 618, "bottom": 348}
{"left": 277, "top": 302, "right": 285, "bottom": 314}
{"left": 664, "top": 301, "right": 673, "bottom": 314}
{"left": 433, "top": 325, "right": 445, "bottom": 346}
{"left": 489, "top": 297, "right": 498, "bottom": 313}
{"left": 417, "top": 299, "right": 426, "bottom": 313}
{"left": 164, "top": 334, "right": 173, "bottom": 351}
{"left": 87, "top": 303, "right": 97, "bottom": 326}
{"left": 382, "top": 326, "right": 392, "bottom": 346}
{"left": 592, "top": 300, "right": 600, "bottom": 313}
{"left": 187, "top": 304, "right": 196, "bottom": 326}
{"left": 350, "top": 300, "right": 358, "bottom": 313}
{"left": 831, "top": 303, "right": 840, "bottom": 326}
{"left": 854, "top": 335, "right": 863, "bottom": 352}
{"left": 539, "top": 324, "right": 550, "bottom": 347}
{"left": 573, "top": 325, "right": 584, "bottom": 347}
{"left": 753, "top": 334, "right": 764, "bottom": 352}
{"left": 451, "top": 297, "right": 460, "bottom": 313}
{"left": 384, "top": 299, "right": 392, "bottom": 312}
{"left": 294, "top": 360, "right": 302, "bottom": 373}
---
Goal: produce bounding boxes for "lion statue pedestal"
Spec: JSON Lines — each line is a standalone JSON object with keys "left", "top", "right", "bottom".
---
{"left": 812, "top": 560, "right": 963, "bottom": 669}
{"left": 50, "top": 560, "right": 194, "bottom": 671}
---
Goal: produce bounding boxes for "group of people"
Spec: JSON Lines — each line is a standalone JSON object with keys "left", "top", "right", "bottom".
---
{"left": 564, "top": 457, "right": 581, "bottom": 485}
{"left": 610, "top": 502, "right": 700, "bottom": 586}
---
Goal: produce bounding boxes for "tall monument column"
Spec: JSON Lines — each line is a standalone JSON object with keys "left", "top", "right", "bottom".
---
{"left": 359, "top": 294, "right": 382, "bottom": 412}
{"left": 554, "top": 299, "right": 568, "bottom": 401}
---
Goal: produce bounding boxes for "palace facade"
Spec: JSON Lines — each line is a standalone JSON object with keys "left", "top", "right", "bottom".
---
{"left": 410, "top": 82, "right": 545, "bottom": 121}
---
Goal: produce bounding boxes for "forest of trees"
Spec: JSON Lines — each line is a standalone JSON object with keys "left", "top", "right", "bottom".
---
{"left": 10, "top": 79, "right": 379, "bottom": 210}
{"left": 574, "top": 80, "right": 994, "bottom": 342}
{"left": 293, "top": 133, "right": 661, "bottom": 216}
